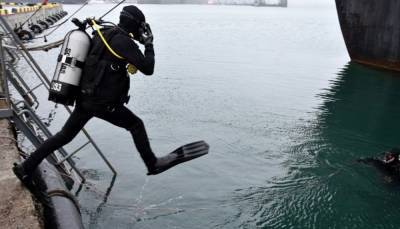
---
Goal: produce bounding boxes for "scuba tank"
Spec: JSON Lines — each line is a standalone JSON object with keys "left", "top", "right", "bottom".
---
{"left": 49, "top": 19, "right": 91, "bottom": 106}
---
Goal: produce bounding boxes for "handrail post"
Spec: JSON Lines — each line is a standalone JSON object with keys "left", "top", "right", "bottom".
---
{"left": 0, "top": 34, "right": 12, "bottom": 118}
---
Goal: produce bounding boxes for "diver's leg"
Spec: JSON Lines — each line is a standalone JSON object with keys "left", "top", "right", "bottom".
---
{"left": 94, "top": 106, "right": 157, "bottom": 170}
{"left": 95, "top": 106, "right": 209, "bottom": 175}
{"left": 16, "top": 105, "right": 92, "bottom": 178}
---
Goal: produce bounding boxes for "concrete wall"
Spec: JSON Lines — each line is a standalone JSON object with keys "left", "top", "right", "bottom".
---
{"left": 0, "top": 119, "right": 42, "bottom": 229}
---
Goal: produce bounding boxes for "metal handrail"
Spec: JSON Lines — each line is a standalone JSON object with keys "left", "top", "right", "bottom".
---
{"left": 8, "top": 64, "right": 40, "bottom": 101}
{"left": 6, "top": 69, "right": 38, "bottom": 107}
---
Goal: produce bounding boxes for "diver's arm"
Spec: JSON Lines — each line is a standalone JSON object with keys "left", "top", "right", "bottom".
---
{"left": 141, "top": 44, "right": 155, "bottom": 75}
{"left": 112, "top": 35, "right": 155, "bottom": 75}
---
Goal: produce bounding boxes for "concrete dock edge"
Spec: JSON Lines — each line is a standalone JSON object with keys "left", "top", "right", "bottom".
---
{"left": 0, "top": 119, "right": 42, "bottom": 229}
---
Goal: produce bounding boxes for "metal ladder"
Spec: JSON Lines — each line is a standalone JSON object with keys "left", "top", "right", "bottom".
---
{"left": 0, "top": 15, "right": 117, "bottom": 183}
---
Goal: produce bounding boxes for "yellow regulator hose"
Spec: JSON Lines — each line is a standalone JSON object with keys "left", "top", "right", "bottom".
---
{"left": 91, "top": 20, "right": 138, "bottom": 75}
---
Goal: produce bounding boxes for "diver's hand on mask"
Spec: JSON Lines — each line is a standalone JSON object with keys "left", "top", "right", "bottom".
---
{"left": 139, "top": 23, "right": 153, "bottom": 46}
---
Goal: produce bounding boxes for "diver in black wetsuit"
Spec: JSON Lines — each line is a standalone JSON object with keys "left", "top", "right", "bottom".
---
{"left": 12, "top": 5, "right": 208, "bottom": 185}
{"left": 358, "top": 148, "right": 400, "bottom": 179}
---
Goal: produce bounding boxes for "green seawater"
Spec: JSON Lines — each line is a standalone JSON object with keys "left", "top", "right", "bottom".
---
{"left": 21, "top": 2, "right": 400, "bottom": 228}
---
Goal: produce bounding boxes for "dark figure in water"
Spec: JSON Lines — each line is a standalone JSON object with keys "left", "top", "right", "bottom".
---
{"left": 12, "top": 5, "right": 208, "bottom": 186}
{"left": 358, "top": 148, "right": 400, "bottom": 180}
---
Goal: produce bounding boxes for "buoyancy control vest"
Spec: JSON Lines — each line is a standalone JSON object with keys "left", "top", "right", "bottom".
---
{"left": 80, "top": 27, "right": 130, "bottom": 106}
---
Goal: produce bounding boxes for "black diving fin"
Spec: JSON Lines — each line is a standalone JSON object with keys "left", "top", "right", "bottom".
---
{"left": 147, "top": 141, "right": 209, "bottom": 175}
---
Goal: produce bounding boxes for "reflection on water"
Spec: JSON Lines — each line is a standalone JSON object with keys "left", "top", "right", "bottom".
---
{"left": 319, "top": 63, "right": 400, "bottom": 151}
{"left": 231, "top": 63, "right": 400, "bottom": 228}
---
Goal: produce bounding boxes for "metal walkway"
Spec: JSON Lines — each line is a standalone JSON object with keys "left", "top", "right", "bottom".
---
{"left": 0, "top": 15, "right": 117, "bottom": 183}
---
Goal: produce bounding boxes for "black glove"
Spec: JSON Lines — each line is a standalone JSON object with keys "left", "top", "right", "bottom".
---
{"left": 139, "top": 23, "right": 153, "bottom": 46}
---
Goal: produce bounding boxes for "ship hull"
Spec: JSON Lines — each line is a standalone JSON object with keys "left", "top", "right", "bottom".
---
{"left": 335, "top": 0, "right": 400, "bottom": 71}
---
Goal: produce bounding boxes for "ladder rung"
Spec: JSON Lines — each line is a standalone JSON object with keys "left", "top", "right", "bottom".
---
{"left": 26, "top": 83, "right": 44, "bottom": 94}
{"left": 56, "top": 141, "right": 91, "bottom": 165}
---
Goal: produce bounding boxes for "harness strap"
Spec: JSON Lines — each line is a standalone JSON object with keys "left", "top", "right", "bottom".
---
{"left": 57, "top": 54, "right": 85, "bottom": 69}
{"left": 91, "top": 20, "right": 138, "bottom": 74}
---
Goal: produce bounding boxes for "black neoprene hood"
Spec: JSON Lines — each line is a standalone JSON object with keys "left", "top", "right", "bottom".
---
{"left": 119, "top": 5, "right": 146, "bottom": 35}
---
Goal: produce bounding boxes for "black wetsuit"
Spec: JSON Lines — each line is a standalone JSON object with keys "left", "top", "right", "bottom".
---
{"left": 358, "top": 157, "right": 400, "bottom": 178}
{"left": 112, "top": 33, "right": 154, "bottom": 75}
{"left": 22, "top": 29, "right": 157, "bottom": 174}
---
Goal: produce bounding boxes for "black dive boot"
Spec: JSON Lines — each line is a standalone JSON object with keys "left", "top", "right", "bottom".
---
{"left": 13, "top": 163, "right": 53, "bottom": 208}
{"left": 12, "top": 162, "right": 33, "bottom": 187}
